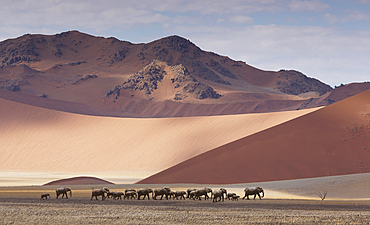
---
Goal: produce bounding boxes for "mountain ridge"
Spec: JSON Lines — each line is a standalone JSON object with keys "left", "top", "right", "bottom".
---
{"left": 0, "top": 30, "right": 366, "bottom": 117}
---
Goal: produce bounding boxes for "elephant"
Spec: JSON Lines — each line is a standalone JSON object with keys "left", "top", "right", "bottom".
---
{"left": 242, "top": 187, "right": 264, "bottom": 200}
{"left": 232, "top": 195, "right": 240, "bottom": 201}
{"left": 40, "top": 193, "right": 50, "bottom": 200}
{"left": 227, "top": 193, "right": 237, "bottom": 200}
{"left": 125, "top": 189, "right": 136, "bottom": 194}
{"left": 56, "top": 187, "right": 72, "bottom": 199}
{"left": 91, "top": 187, "right": 110, "bottom": 200}
{"left": 153, "top": 187, "right": 171, "bottom": 200}
{"left": 194, "top": 187, "right": 212, "bottom": 200}
{"left": 174, "top": 191, "right": 186, "bottom": 200}
{"left": 106, "top": 191, "right": 114, "bottom": 199}
{"left": 124, "top": 191, "right": 137, "bottom": 199}
{"left": 168, "top": 191, "right": 176, "bottom": 200}
{"left": 112, "top": 191, "right": 124, "bottom": 200}
{"left": 189, "top": 190, "right": 197, "bottom": 199}
{"left": 137, "top": 188, "right": 153, "bottom": 200}
{"left": 212, "top": 188, "right": 227, "bottom": 202}
{"left": 187, "top": 188, "right": 196, "bottom": 198}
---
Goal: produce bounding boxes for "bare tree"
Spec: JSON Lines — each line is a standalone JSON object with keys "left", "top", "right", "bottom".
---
{"left": 318, "top": 191, "right": 328, "bottom": 201}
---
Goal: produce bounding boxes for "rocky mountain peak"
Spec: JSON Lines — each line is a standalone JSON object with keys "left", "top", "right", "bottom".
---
{"left": 106, "top": 60, "right": 221, "bottom": 101}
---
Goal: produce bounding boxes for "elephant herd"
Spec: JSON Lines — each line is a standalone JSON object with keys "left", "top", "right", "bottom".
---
{"left": 41, "top": 186, "right": 265, "bottom": 202}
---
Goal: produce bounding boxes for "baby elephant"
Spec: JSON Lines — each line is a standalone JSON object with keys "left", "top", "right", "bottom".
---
{"left": 40, "top": 193, "right": 50, "bottom": 200}
{"left": 174, "top": 191, "right": 186, "bottom": 200}
{"left": 112, "top": 192, "right": 124, "bottom": 200}
{"left": 124, "top": 191, "right": 137, "bottom": 199}
{"left": 232, "top": 195, "right": 240, "bottom": 201}
{"left": 227, "top": 193, "right": 237, "bottom": 200}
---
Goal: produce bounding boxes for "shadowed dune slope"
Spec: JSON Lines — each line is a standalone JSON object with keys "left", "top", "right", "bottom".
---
{"left": 0, "top": 98, "right": 318, "bottom": 181}
{"left": 138, "top": 89, "right": 370, "bottom": 184}
{"left": 43, "top": 176, "right": 115, "bottom": 186}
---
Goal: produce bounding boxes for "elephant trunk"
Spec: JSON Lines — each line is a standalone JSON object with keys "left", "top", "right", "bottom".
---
{"left": 261, "top": 190, "right": 264, "bottom": 198}
{"left": 69, "top": 190, "right": 72, "bottom": 198}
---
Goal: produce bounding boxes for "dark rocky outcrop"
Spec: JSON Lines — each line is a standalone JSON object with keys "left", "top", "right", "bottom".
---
{"left": 109, "top": 47, "right": 129, "bottom": 63}
{"left": 170, "top": 64, "right": 221, "bottom": 99}
{"left": 183, "top": 82, "right": 221, "bottom": 99}
{"left": 106, "top": 60, "right": 222, "bottom": 100}
{"left": 0, "top": 81, "right": 20, "bottom": 92}
{"left": 275, "top": 70, "right": 333, "bottom": 96}
{"left": 72, "top": 74, "right": 98, "bottom": 85}
{"left": 0, "top": 35, "right": 42, "bottom": 66}
{"left": 121, "top": 61, "right": 166, "bottom": 95}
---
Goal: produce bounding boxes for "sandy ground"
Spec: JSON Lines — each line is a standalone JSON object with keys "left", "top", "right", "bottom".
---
{"left": 140, "top": 89, "right": 370, "bottom": 184}
{"left": 0, "top": 97, "right": 319, "bottom": 185}
{"left": 2, "top": 197, "right": 370, "bottom": 224}
{"left": 2, "top": 173, "right": 370, "bottom": 224}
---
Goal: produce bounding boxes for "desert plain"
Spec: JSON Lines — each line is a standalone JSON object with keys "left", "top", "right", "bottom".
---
{"left": 2, "top": 173, "right": 370, "bottom": 224}
{"left": 0, "top": 31, "right": 370, "bottom": 224}
{"left": 1, "top": 90, "right": 370, "bottom": 224}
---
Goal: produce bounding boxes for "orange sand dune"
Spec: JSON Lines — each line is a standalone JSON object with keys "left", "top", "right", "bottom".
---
{"left": 43, "top": 176, "right": 115, "bottom": 186}
{"left": 0, "top": 98, "right": 318, "bottom": 185}
{"left": 138, "top": 89, "right": 370, "bottom": 184}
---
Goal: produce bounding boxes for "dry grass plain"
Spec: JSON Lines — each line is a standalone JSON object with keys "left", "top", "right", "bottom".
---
{"left": 1, "top": 193, "right": 370, "bottom": 224}
{"left": 2, "top": 173, "right": 370, "bottom": 225}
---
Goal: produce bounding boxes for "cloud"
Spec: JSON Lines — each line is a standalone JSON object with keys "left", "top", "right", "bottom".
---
{"left": 357, "top": 0, "right": 370, "bottom": 4}
{"left": 229, "top": 15, "right": 254, "bottom": 24}
{"left": 323, "top": 13, "right": 339, "bottom": 24}
{"left": 147, "top": 0, "right": 284, "bottom": 14}
{"left": 0, "top": 1, "right": 168, "bottom": 36}
{"left": 323, "top": 10, "right": 369, "bottom": 24}
{"left": 288, "top": 0, "right": 330, "bottom": 12}
{"left": 345, "top": 10, "right": 369, "bottom": 21}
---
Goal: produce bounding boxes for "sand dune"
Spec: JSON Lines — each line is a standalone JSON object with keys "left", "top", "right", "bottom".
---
{"left": 43, "top": 176, "right": 115, "bottom": 186}
{"left": 0, "top": 98, "right": 318, "bottom": 185}
{"left": 138, "top": 89, "right": 370, "bottom": 184}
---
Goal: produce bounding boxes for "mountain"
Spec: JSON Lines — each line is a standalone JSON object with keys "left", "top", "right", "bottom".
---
{"left": 138, "top": 89, "right": 370, "bottom": 184}
{"left": 0, "top": 30, "right": 346, "bottom": 117}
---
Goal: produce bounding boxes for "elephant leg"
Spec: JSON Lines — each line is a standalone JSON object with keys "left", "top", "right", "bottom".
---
{"left": 254, "top": 194, "right": 256, "bottom": 200}
{"left": 257, "top": 193, "right": 261, "bottom": 199}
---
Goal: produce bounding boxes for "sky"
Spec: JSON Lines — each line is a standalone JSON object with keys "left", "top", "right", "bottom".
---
{"left": 0, "top": 0, "right": 369, "bottom": 87}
